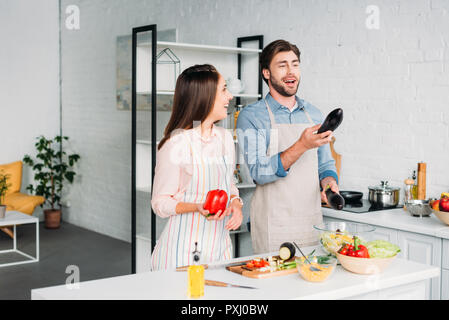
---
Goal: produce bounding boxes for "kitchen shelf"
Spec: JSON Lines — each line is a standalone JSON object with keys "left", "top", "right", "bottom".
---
{"left": 136, "top": 139, "right": 159, "bottom": 145}
{"left": 136, "top": 186, "right": 152, "bottom": 193}
{"left": 132, "top": 25, "right": 263, "bottom": 272}
{"left": 137, "top": 90, "right": 261, "bottom": 99}
{"left": 138, "top": 41, "right": 262, "bottom": 54}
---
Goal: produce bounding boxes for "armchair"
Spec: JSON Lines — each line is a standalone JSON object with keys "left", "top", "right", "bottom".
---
{"left": 0, "top": 161, "right": 44, "bottom": 238}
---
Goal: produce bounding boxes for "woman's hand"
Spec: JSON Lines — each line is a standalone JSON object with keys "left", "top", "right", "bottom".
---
{"left": 196, "top": 203, "right": 210, "bottom": 217}
{"left": 223, "top": 198, "right": 243, "bottom": 231}
{"left": 197, "top": 203, "right": 224, "bottom": 221}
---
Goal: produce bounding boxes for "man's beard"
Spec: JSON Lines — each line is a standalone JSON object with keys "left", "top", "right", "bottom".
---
{"left": 270, "top": 74, "right": 300, "bottom": 97}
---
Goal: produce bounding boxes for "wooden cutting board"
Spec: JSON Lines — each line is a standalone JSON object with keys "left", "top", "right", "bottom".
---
{"left": 226, "top": 257, "right": 299, "bottom": 279}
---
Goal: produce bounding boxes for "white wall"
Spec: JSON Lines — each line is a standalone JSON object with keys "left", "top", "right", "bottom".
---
{"left": 0, "top": 0, "right": 60, "bottom": 220}
{"left": 58, "top": 0, "right": 449, "bottom": 255}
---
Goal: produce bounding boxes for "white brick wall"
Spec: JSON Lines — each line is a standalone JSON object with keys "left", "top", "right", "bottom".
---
{"left": 0, "top": 0, "right": 60, "bottom": 221}
{"left": 59, "top": 0, "right": 449, "bottom": 257}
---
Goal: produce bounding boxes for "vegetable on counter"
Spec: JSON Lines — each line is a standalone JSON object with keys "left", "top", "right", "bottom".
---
{"left": 338, "top": 239, "right": 400, "bottom": 259}
{"left": 366, "top": 240, "right": 401, "bottom": 258}
{"left": 338, "top": 236, "right": 370, "bottom": 258}
{"left": 279, "top": 242, "right": 296, "bottom": 260}
{"left": 320, "top": 229, "right": 354, "bottom": 254}
{"left": 246, "top": 258, "right": 269, "bottom": 269}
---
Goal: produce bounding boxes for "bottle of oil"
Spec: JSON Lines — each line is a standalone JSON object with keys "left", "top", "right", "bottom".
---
{"left": 411, "top": 170, "right": 418, "bottom": 200}
{"left": 233, "top": 105, "right": 242, "bottom": 140}
{"left": 187, "top": 242, "right": 204, "bottom": 298}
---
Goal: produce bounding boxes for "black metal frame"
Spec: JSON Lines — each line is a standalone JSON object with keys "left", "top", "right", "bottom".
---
{"left": 131, "top": 25, "right": 263, "bottom": 273}
{"left": 132, "top": 24, "right": 157, "bottom": 274}
{"left": 236, "top": 35, "right": 264, "bottom": 106}
{"left": 234, "top": 35, "right": 263, "bottom": 257}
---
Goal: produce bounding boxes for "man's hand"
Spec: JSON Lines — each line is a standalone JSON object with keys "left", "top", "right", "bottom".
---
{"left": 320, "top": 176, "right": 339, "bottom": 205}
{"left": 280, "top": 124, "right": 333, "bottom": 172}
{"left": 298, "top": 124, "right": 333, "bottom": 150}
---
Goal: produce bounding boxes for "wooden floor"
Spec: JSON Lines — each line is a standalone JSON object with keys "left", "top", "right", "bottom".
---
{"left": 0, "top": 221, "right": 131, "bottom": 300}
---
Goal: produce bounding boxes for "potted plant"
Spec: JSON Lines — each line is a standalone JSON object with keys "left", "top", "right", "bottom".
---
{"left": 0, "top": 171, "right": 11, "bottom": 219}
{"left": 23, "top": 135, "right": 80, "bottom": 229}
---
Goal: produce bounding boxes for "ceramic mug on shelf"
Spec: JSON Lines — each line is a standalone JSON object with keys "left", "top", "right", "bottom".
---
{"left": 226, "top": 78, "right": 245, "bottom": 94}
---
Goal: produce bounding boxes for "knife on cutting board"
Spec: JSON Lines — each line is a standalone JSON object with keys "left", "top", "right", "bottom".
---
{"left": 176, "top": 261, "right": 248, "bottom": 272}
{"left": 205, "top": 279, "right": 258, "bottom": 289}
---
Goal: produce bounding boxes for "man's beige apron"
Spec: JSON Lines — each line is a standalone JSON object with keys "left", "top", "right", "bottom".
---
{"left": 250, "top": 99, "right": 323, "bottom": 253}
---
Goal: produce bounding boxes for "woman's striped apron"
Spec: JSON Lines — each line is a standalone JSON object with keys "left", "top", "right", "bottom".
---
{"left": 150, "top": 133, "right": 233, "bottom": 271}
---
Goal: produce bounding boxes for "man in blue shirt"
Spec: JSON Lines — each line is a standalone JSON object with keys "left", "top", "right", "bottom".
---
{"left": 236, "top": 40, "right": 340, "bottom": 252}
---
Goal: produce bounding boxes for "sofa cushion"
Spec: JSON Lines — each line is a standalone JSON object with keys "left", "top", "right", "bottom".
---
{"left": 0, "top": 161, "right": 22, "bottom": 195}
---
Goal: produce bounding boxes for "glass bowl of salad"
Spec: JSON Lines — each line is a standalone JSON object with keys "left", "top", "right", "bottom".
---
{"left": 295, "top": 255, "right": 337, "bottom": 282}
{"left": 313, "top": 221, "right": 376, "bottom": 255}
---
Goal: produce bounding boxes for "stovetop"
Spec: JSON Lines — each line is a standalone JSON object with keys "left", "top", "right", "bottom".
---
{"left": 340, "top": 199, "right": 403, "bottom": 214}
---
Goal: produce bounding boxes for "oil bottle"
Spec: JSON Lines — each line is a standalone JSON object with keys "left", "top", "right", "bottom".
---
{"left": 411, "top": 170, "right": 418, "bottom": 200}
{"left": 187, "top": 242, "right": 204, "bottom": 298}
{"left": 233, "top": 105, "right": 242, "bottom": 140}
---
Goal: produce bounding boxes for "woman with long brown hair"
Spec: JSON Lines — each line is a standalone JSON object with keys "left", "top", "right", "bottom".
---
{"left": 151, "top": 64, "right": 244, "bottom": 271}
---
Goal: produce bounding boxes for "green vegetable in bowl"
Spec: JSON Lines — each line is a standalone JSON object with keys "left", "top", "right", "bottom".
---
{"left": 366, "top": 240, "right": 401, "bottom": 258}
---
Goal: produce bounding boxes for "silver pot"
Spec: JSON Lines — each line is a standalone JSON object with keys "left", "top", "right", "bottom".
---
{"left": 368, "top": 181, "right": 400, "bottom": 208}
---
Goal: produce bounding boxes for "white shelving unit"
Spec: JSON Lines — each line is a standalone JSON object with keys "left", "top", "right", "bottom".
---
{"left": 137, "top": 90, "right": 261, "bottom": 99}
{"left": 139, "top": 41, "right": 261, "bottom": 54}
{"left": 133, "top": 30, "right": 263, "bottom": 268}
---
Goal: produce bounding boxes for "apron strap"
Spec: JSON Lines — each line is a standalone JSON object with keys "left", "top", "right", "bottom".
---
{"left": 264, "top": 98, "right": 316, "bottom": 127}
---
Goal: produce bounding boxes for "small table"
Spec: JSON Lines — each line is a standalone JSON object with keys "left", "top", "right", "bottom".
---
{"left": 0, "top": 211, "right": 39, "bottom": 267}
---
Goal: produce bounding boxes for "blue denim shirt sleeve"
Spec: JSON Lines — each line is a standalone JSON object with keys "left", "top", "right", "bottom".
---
{"left": 309, "top": 103, "right": 339, "bottom": 185}
{"left": 318, "top": 144, "right": 339, "bottom": 185}
{"left": 236, "top": 95, "right": 338, "bottom": 186}
{"left": 277, "top": 153, "right": 288, "bottom": 177}
{"left": 236, "top": 108, "right": 287, "bottom": 185}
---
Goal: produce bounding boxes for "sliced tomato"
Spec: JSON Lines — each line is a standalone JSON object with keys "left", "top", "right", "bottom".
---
{"left": 246, "top": 262, "right": 254, "bottom": 268}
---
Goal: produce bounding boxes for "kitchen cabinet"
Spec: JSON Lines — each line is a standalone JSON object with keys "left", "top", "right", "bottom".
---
{"left": 442, "top": 270, "right": 449, "bottom": 300}
{"left": 371, "top": 225, "right": 398, "bottom": 244}
{"left": 442, "top": 239, "right": 449, "bottom": 269}
{"left": 440, "top": 240, "right": 449, "bottom": 300}
{"left": 397, "top": 230, "right": 441, "bottom": 300}
{"left": 132, "top": 24, "right": 263, "bottom": 273}
{"left": 323, "top": 216, "right": 442, "bottom": 300}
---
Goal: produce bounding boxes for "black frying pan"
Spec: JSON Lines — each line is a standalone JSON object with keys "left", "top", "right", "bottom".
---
{"left": 339, "top": 191, "right": 363, "bottom": 203}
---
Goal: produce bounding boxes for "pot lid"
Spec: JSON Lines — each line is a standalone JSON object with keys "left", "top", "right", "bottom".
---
{"left": 369, "top": 181, "right": 400, "bottom": 192}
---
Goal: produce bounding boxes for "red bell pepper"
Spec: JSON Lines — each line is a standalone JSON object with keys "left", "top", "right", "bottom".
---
{"left": 338, "top": 243, "right": 353, "bottom": 256}
{"left": 203, "top": 189, "right": 228, "bottom": 216}
{"left": 347, "top": 236, "right": 370, "bottom": 258}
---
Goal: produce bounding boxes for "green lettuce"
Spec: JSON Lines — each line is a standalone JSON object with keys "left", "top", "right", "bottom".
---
{"left": 366, "top": 240, "right": 401, "bottom": 258}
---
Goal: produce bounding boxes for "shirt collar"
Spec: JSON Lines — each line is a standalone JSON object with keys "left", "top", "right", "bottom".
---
{"left": 265, "top": 93, "right": 304, "bottom": 113}
{"left": 192, "top": 123, "right": 219, "bottom": 142}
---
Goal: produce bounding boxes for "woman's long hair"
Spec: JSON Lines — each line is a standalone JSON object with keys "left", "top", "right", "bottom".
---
{"left": 158, "top": 64, "right": 219, "bottom": 150}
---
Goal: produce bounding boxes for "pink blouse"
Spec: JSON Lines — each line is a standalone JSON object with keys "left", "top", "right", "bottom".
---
{"left": 151, "top": 125, "right": 239, "bottom": 218}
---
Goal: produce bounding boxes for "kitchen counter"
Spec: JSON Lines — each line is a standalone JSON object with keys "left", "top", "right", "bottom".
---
{"left": 322, "top": 207, "right": 449, "bottom": 239}
{"left": 31, "top": 247, "right": 439, "bottom": 300}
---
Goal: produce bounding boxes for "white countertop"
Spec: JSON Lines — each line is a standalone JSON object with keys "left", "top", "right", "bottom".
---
{"left": 31, "top": 247, "right": 439, "bottom": 300}
{"left": 322, "top": 207, "right": 449, "bottom": 240}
